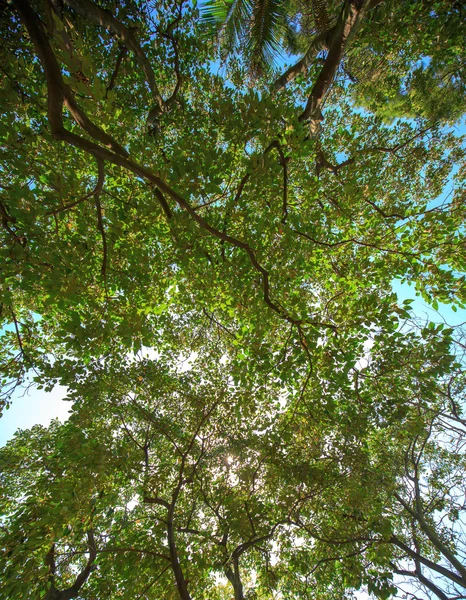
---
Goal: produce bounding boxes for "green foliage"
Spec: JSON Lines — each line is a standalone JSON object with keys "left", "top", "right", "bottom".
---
{"left": 348, "top": 0, "right": 466, "bottom": 123}
{"left": 0, "top": 0, "right": 466, "bottom": 598}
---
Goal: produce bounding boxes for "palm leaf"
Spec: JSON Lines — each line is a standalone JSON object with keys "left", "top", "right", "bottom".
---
{"left": 246, "top": 0, "right": 287, "bottom": 71}
{"left": 201, "top": 0, "right": 286, "bottom": 71}
{"left": 201, "top": 0, "right": 254, "bottom": 49}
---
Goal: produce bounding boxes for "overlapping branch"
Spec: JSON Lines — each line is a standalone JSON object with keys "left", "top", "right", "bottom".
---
{"left": 14, "top": 0, "right": 337, "bottom": 365}
{"left": 143, "top": 403, "right": 218, "bottom": 600}
{"left": 274, "top": 0, "right": 383, "bottom": 132}
{"left": 273, "top": 29, "right": 331, "bottom": 92}
{"left": 298, "top": 0, "right": 370, "bottom": 129}
{"left": 63, "top": 0, "right": 165, "bottom": 112}
{"left": 105, "top": 45, "right": 128, "bottom": 97}
{"left": 265, "top": 140, "right": 289, "bottom": 223}
{"left": 44, "top": 531, "right": 97, "bottom": 600}
{"left": 390, "top": 535, "right": 466, "bottom": 589}
{"left": 390, "top": 564, "right": 450, "bottom": 600}
{"left": 0, "top": 200, "right": 26, "bottom": 247}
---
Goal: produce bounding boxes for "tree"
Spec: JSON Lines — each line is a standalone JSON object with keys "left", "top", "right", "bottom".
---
{"left": 359, "top": 332, "right": 466, "bottom": 600}
{"left": 0, "top": 0, "right": 465, "bottom": 597}
{"left": 1, "top": 334, "right": 460, "bottom": 599}
{"left": 0, "top": 356, "right": 372, "bottom": 599}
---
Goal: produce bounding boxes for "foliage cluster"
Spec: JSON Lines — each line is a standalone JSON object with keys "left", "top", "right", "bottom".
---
{"left": 0, "top": 0, "right": 465, "bottom": 598}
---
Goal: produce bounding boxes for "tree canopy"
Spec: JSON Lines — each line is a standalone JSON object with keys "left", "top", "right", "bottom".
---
{"left": 0, "top": 0, "right": 465, "bottom": 598}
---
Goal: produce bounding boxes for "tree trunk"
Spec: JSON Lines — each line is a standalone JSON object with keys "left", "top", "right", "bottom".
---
{"left": 167, "top": 516, "right": 192, "bottom": 600}
{"left": 225, "top": 557, "right": 245, "bottom": 600}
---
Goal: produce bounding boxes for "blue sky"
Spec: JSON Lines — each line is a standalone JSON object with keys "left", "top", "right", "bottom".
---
{"left": 393, "top": 278, "right": 466, "bottom": 328}
{"left": 0, "top": 382, "right": 69, "bottom": 446}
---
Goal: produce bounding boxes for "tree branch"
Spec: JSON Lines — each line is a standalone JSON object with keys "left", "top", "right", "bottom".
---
{"left": 265, "top": 140, "right": 288, "bottom": 223}
{"left": 391, "top": 564, "right": 449, "bottom": 600}
{"left": 273, "top": 30, "right": 331, "bottom": 92}
{"left": 298, "top": 0, "right": 372, "bottom": 130}
{"left": 93, "top": 157, "right": 108, "bottom": 279}
{"left": 391, "top": 535, "right": 466, "bottom": 589}
{"left": 44, "top": 531, "right": 97, "bottom": 600}
{"left": 45, "top": 544, "right": 56, "bottom": 592}
{"left": 15, "top": 0, "right": 337, "bottom": 352}
{"left": 394, "top": 493, "right": 466, "bottom": 584}
{"left": 13, "top": 0, "right": 171, "bottom": 219}
{"left": 225, "top": 555, "right": 245, "bottom": 600}
{"left": 144, "top": 496, "right": 170, "bottom": 509}
{"left": 0, "top": 200, "right": 26, "bottom": 247}
{"left": 97, "top": 546, "right": 170, "bottom": 561}
{"left": 14, "top": 0, "right": 128, "bottom": 158}
{"left": 63, "top": 0, "right": 165, "bottom": 112}
{"left": 9, "top": 308, "right": 27, "bottom": 362}
{"left": 46, "top": 155, "right": 105, "bottom": 216}
{"left": 62, "top": 530, "right": 97, "bottom": 599}
{"left": 106, "top": 45, "right": 128, "bottom": 97}
{"left": 64, "top": 87, "right": 129, "bottom": 157}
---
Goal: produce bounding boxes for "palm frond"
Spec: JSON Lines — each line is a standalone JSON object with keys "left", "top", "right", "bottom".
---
{"left": 201, "top": 0, "right": 286, "bottom": 72}
{"left": 246, "top": 0, "right": 286, "bottom": 71}
{"left": 201, "top": 0, "right": 253, "bottom": 49}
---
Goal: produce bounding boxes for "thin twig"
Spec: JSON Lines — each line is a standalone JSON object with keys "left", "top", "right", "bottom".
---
{"left": 105, "top": 45, "right": 128, "bottom": 97}
{"left": 93, "top": 157, "right": 107, "bottom": 281}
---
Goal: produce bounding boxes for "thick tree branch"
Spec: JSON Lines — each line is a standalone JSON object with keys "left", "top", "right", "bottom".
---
{"left": 13, "top": 0, "right": 128, "bottom": 158}
{"left": 223, "top": 522, "right": 287, "bottom": 600}
{"left": 63, "top": 87, "right": 129, "bottom": 157}
{"left": 416, "top": 566, "right": 452, "bottom": 600}
{"left": 44, "top": 531, "right": 97, "bottom": 600}
{"left": 12, "top": 0, "right": 64, "bottom": 133}
{"left": 144, "top": 496, "right": 171, "bottom": 509}
{"left": 166, "top": 511, "right": 192, "bottom": 600}
{"left": 45, "top": 544, "right": 56, "bottom": 592}
{"left": 273, "top": 30, "right": 331, "bottom": 92}
{"left": 391, "top": 565, "right": 449, "bottom": 600}
{"left": 13, "top": 0, "right": 171, "bottom": 220}
{"left": 394, "top": 493, "right": 466, "bottom": 584}
{"left": 391, "top": 535, "right": 466, "bottom": 589}
{"left": 225, "top": 556, "right": 245, "bottom": 600}
{"left": 316, "top": 150, "right": 355, "bottom": 175}
{"left": 63, "top": 530, "right": 97, "bottom": 599}
{"left": 0, "top": 200, "right": 26, "bottom": 247}
{"left": 298, "top": 0, "right": 372, "bottom": 129}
